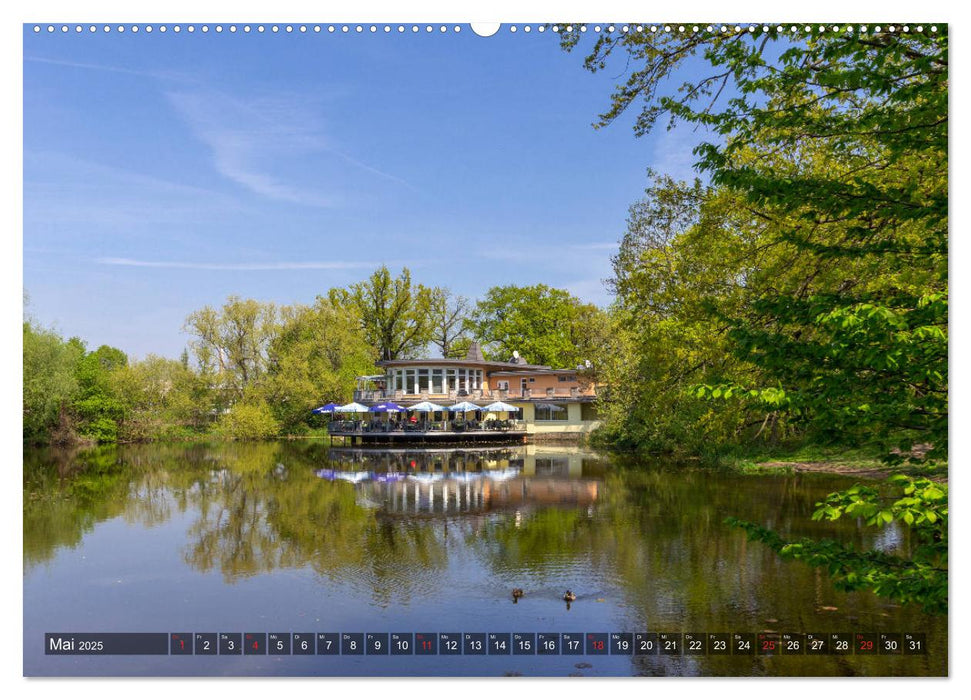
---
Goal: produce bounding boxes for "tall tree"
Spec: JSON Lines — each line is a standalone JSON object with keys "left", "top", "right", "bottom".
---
{"left": 329, "top": 266, "right": 436, "bottom": 361}
{"left": 428, "top": 288, "right": 470, "bottom": 358}
{"left": 184, "top": 296, "right": 279, "bottom": 401}
{"left": 22, "top": 321, "right": 82, "bottom": 443}
{"left": 563, "top": 26, "right": 948, "bottom": 613}
{"left": 262, "top": 298, "right": 377, "bottom": 431}
{"left": 466, "top": 284, "right": 604, "bottom": 368}
{"left": 563, "top": 27, "right": 948, "bottom": 461}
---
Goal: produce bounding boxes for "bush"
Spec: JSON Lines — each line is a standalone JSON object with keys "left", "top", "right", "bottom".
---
{"left": 212, "top": 401, "right": 280, "bottom": 440}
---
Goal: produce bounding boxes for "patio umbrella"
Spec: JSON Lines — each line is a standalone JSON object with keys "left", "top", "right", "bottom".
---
{"left": 482, "top": 401, "right": 521, "bottom": 413}
{"left": 334, "top": 402, "right": 370, "bottom": 413}
{"left": 370, "top": 401, "right": 405, "bottom": 429}
{"left": 447, "top": 401, "right": 481, "bottom": 413}
{"left": 311, "top": 402, "right": 341, "bottom": 414}
{"left": 408, "top": 401, "right": 447, "bottom": 429}
{"left": 409, "top": 401, "right": 447, "bottom": 412}
{"left": 370, "top": 401, "right": 405, "bottom": 412}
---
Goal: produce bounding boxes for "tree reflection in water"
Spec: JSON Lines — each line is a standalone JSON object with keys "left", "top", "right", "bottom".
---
{"left": 24, "top": 442, "right": 946, "bottom": 675}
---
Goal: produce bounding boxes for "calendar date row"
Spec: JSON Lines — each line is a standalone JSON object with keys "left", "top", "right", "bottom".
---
{"left": 46, "top": 632, "right": 927, "bottom": 656}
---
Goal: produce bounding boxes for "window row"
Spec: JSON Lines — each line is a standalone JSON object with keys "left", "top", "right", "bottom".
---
{"left": 388, "top": 367, "right": 484, "bottom": 395}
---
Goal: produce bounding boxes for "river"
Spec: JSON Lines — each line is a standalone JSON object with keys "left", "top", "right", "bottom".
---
{"left": 22, "top": 441, "right": 946, "bottom": 676}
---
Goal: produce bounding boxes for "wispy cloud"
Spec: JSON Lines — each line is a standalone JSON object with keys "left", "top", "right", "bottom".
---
{"left": 24, "top": 151, "right": 246, "bottom": 230}
{"left": 97, "top": 257, "right": 383, "bottom": 271}
{"left": 166, "top": 89, "right": 410, "bottom": 206}
{"left": 24, "top": 55, "right": 193, "bottom": 82}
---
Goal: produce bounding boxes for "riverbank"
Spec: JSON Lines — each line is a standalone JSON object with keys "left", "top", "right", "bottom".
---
{"left": 718, "top": 445, "right": 948, "bottom": 483}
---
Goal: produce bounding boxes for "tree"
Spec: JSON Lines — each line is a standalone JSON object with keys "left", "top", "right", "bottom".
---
{"left": 428, "top": 288, "right": 470, "bottom": 358}
{"left": 261, "top": 298, "right": 377, "bottom": 432}
{"left": 72, "top": 343, "right": 128, "bottom": 443}
{"left": 466, "top": 284, "right": 604, "bottom": 368}
{"left": 597, "top": 174, "right": 771, "bottom": 452}
{"left": 562, "top": 26, "right": 948, "bottom": 611}
{"left": 22, "top": 321, "right": 82, "bottom": 443}
{"left": 110, "top": 355, "right": 211, "bottom": 440}
{"left": 329, "top": 266, "right": 436, "bottom": 361}
{"left": 184, "top": 296, "right": 279, "bottom": 402}
{"left": 562, "top": 27, "right": 947, "bottom": 461}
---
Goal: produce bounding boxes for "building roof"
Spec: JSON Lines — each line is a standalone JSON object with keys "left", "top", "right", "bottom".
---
{"left": 377, "top": 357, "right": 552, "bottom": 371}
{"left": 488, "top": 368, "right": 582, "bottom": 377}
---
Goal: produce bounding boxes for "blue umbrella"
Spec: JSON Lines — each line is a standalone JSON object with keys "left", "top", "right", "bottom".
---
{"left": 335, "top": 402, "right": 370, "bottom": 413}
{"left": 312, "top": 402, "right": 341, "bottom": 414}
{"left": 370, "top": 401, "right": 405, "bottom": 413}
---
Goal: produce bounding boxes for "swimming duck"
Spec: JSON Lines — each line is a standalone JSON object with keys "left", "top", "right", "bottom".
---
{"left": 563, "top": 590, "right": 577, "bottom": 602}
{"left": 512, "top": 588, "right": 524, "bottom": 600}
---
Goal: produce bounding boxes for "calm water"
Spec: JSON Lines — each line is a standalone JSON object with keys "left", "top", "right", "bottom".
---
{"left": 23, "top": 441, "right": 947, "bottom": 677}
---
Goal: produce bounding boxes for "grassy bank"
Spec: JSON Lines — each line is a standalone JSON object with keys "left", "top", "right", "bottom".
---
{"left": 712, "top": 443, "right": 948, "bottom": 482}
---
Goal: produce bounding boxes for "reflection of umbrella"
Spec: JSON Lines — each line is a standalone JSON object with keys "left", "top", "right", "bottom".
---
{"left": 486, "top": 468, "right": 521, "bottom": 482}
{"left": 312, "top": 402, "right": 341, "bottom": 414}
{"left": 334, "top": 471, "right": 370, "bottom": 483}
{"left": 409, "top": 401, "right": 447, "bottom": 412}
{"left": 408, "top": 473, "right": 445, "bottom": 483}
{"left": 335, "top": 402, "right": 369, "bottom": 413}
{"left": 534, "top": 403, "right": 566, "bottom": 412}
{"left": 482, "top": 401, "right": 520, "bottom": 413}
{"left": 449, "top": 472, "right": 485, "bottom": 482}
{"left": 447, "top": 401, "right": 481, "bottom": 413}
{"left": 374, "top": 472, "right": 408, "bottom": 483}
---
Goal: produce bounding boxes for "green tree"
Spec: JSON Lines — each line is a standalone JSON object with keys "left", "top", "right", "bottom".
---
{"left": 72, "top": 343, "right": 128, "bottom": 443}
{"left": 261, "top": 298, "right": 377, "bottom": 432}
{"left": 22, "top": 321, "right": 82, "bottom": 444}
{"left": 563, "top": 27, "right": 947, "bottom": 461}
{"left": 597, "top": 174, "right": 768, "bottom": 452}
{"left": 428, "top": 288, "right": 471, "bottom": 358}
{"left": 466, "top": 284, "right": 603, "bottom": 368}
{"left": 329, "top": 266, "right": 436, "bottom": 361}
{"left": 184, "top": 296, "right": 280, "bottom": 403}
{"left": 111, "top": 354, "right": 211, "bottom": 440}
{"left": 212, "top": 400, "right": 281, "bottom": 440}
{"left": 563, "top": 26, "right": 947, "bottom": 612}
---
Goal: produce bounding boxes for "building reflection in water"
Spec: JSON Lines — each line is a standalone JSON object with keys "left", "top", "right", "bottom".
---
{"left": 316, "top": 445, "right": 602, "bottom": 516}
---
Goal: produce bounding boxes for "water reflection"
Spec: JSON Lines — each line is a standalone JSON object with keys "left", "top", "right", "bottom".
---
{"left": 23, "top": 442, "right": 947, "bottom": 676}
{"left": 318, "top": 447, "right": 601, "bottom": 517}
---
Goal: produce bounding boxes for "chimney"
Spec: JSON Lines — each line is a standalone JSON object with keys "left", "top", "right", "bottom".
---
{"left": 465, "top": 342, "right": 485, "bottom": 363}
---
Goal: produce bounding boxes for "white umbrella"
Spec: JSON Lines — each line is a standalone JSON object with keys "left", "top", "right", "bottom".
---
{"left": 335, "top": 402, "right": 370, "bottom": 413}
{"left": 482, "top": 401, "right": 521, "bottom": 413}
{"left": 409, "top": 401, "right": 447, "bottom": 412}
{"left": 447, "top": 401, "right": 481, "bottom": 412}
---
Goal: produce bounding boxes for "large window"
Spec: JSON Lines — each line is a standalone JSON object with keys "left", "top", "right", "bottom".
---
{"left": 580, "top": 403, "right": 599, "bottom": 421}
{"left": 535, "top": 404, "right": 566, "bottom": 421}
{"left": 390, "top": 366, "right": 486, "bottom": 394}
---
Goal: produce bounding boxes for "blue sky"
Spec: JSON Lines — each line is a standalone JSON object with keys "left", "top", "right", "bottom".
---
{"left": 24, "top": 24, "right": 709, "bottom": 359}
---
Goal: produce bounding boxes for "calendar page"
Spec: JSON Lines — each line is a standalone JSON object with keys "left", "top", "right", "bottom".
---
{"left": 20, "top": 3, "right": 950, "bottom": 685}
